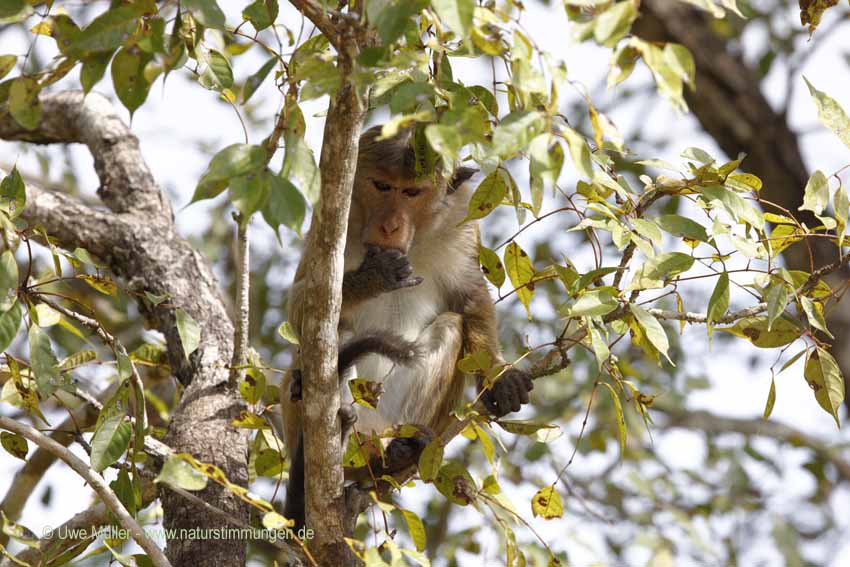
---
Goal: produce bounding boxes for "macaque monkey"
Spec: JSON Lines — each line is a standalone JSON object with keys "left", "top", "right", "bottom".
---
{"left": 282, "top": 126, "right": 533, "bottom": 528}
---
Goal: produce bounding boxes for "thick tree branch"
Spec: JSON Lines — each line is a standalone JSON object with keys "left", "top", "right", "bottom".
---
{"left": 0, "top": 91, "right": 166, "bottom": 214}
{"left": 0, "top": 417, "right": 171, "bottom": 567}
{"left": 1, "top": 91, "right": 250, "bottom": 566}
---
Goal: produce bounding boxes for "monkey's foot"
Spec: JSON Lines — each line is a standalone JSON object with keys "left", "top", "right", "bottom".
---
{"left": 482, "top": 368, "right": 534, "bottom": 418}
{"left": 381, "top": 435, "right": 431, "bottom": 475}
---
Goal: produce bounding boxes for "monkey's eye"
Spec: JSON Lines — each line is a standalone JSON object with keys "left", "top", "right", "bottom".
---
{"left": 402, "top": 188, "right": 422, "bottom": 198}
{"left": 372, "top": 180, "right": 392, "bottom": 193}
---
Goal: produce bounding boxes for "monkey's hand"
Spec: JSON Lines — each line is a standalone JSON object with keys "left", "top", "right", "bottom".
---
{"left": 481, "top": 368, "right": 534, "bottom": 418}
{"left": 289, "top": 369, "right": 302, "bottom": 402}
{"left": 344, "top": 245, "right": 423, "bottom": 302}
{"left": 379, "top": 435, "right": 431, "bottom": 475}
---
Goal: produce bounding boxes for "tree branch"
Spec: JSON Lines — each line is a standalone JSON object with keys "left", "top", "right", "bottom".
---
{"left": 0, "top": 91, "right": 166, "bottom": 214}
{"left": 2, "top": 88, "right": 250, "bottom": 566}
{"left": 657, "top": 406, "right": 850, "bottom": 482}
{"left": 0, "top": 417, "right": 171, "bottom": 567}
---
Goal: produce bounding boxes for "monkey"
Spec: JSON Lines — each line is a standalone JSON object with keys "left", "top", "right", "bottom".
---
{"left": 281, "top": 125, "right": 534, "bottom": 530}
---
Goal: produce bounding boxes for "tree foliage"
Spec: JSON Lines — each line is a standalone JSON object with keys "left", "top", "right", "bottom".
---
{"left": 0, "top": 0, "right": 849, "bottom": 566}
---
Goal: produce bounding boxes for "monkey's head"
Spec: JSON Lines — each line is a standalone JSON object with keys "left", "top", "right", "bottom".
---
{"left": 353, "top": 126, "right": 477, "bottom": 254}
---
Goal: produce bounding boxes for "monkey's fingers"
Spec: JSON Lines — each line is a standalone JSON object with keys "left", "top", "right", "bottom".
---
{"left": 290, "top": 369, "right": 303, "bottom": 402}
{"left": 395, "top": 275, "right": 424, "bottom": 289}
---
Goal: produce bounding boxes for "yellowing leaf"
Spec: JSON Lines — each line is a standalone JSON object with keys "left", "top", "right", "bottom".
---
{"left": 504, "top": 242, "right": 535, "bottom": 319}
{"left": 804, "top": 348, "right": 844, "bottom": 427}
{"left": 717, "top": 316, "right": 802, "bottom": 348}
{"left": 531, "top": 486, "right": 563, "bottom": 520}
{"left": 805, "top": 77, "right": 850, "bottom": 149}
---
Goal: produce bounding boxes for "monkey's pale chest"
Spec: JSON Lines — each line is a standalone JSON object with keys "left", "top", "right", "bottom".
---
{"left": 343, "top": 280, "right": 447, "bottom": 433}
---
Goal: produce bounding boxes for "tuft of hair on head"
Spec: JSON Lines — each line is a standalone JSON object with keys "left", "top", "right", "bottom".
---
{"left": 358, "top": 125, "right": 478, "bottom": 188}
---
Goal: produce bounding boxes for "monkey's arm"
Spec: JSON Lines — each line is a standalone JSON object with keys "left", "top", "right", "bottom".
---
{"left": 456, "top": 277, "right": 534, "bottom": 418}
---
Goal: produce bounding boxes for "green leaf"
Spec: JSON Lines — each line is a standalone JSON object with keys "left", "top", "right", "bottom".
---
{"left": 464, "top": 170, "right": 507, "bottom": 222}
{"left": 766, "top": 282, "right": 788, "bottom": 331}
{"left": 90, "top": 412, "right": 132, "bottom": 471}
{"left": 80, "top": 52, "right": 113, "bottom": 94}
{"left": 242, "top": 57, "right": 277, "bottom": 103}
{"left": 192, "top": 144, "right": 266, "bottom": 203}
{"left": 0, "top": 301, "right": 21, "bottom": 353}
{"left": 349, "top": 378, "right": 382, "bottom": 409}
{"left": 804, "top": 77, "right": 850, "bottom": 151}
{"left": 656, "top": 214, "right": 709, "bottom": 242}
{"left": 434, "top": 461, "right": 475, "bottom": 505}
{"left": 601, "top": 382, "right": 626, "bottom": 454}
{"left": 0, "top": 250, "right": 18, "bottom": 300}
{"left": 156, "top": 455, "right": 209, "bottom": 490}
{"left": 366, "top": 0, "right": 426, "bottom": 44}
{"left": 593, "top": 0, "right": 637, "bottom": 47}
{"left": 0, "top": 164, "right": 25, "bottom": 219}
{"left": 29, "top": 324, "right": 59, "bottom": 396}
{"left": 559, "top": 288, "right": 618, "bottom": 318}
{"left": 629, "top": 304, "right": 673, "bottom": 366}
{"left": 800, "top": 296, "right": 833, "bottom": 338}
{"left": 9, "top": 76, "right": 42, "bottom": 130}
{"left": 242, "top": 0, "right": 278, "bottom": 31}
{"left": 71, "top": 5, "right": 141, "bottom": 54}
{"left": 562, "top": 126, "right": 594, "bottom": 180}
{"left": 718, "top": 316, "right": 802, "bottom": 348}
{"left": 702, "top": 185, "right": 764, "bottom": 229}
{"left": 589, "top": 322, "right": 609, "bottom": 371}
{"left": 531, "top": 486, "right": 563, "bottom": 520}
{"left": 262, "top": 174, "right": 307, "bottom": 238}
{"left": 282, "top": 133, "right": 321, "bottom": 204}
{"left": 0, "top": 431, "right": 27, "bottom": 460}
{"left": 199, "top": 49, "right": 233, "bottom": 90}
{"left": 0, "top": 55, "right": 16, "bottom": 80}
{"left": 504, "top": 242, "right": 535, "bottom": 319}
{"left": 183, "top": 0, "right": 226, "bottom": 30}
{"left": 111, "top": 47, "right": 152, "bottom": 116}
{"left": 400, "top": 508, "right": 427, "bottom": 552}
{"left": 492, "top": 111, "right": 545, "bottom": 160}
{"left": 628, "top": 252, "right": 694, "bottom": 290}
{"left": 0, "top": 0, "right": 32, "bottom": 23}
{"left": 431, "top": 0, "right": 474, "bottom": 37}
{"left": 763, "top": 378, "right": 776, "bottom": 420}
{"left": 175, "top": 308, "right": 201, "bottom": 359}
{"left": 418, "top": 439, "right": 443, "bottom": 482}
{"left": 804, "top": 348, "right": 844, "bottom": 427}
{"left": 800, "top": 170, "right": 829, "bottom": 216}
{"left": 229, "top": 170, "right": 270, "bottom": 220}
{"left": 277, "top": 321, "right": 300, "bottom": 344}
{"left": 479, "top": 245, "right": 505, "bottom": 288}
{"left": 706, "top": 271, "right": 730, "bottom": 331}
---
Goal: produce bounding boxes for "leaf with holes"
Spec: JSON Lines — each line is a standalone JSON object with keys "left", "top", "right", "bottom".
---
{"left": 531, "top": 486, "right": 563, "bottom": 519}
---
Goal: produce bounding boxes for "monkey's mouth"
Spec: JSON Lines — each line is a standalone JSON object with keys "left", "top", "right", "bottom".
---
{"left": 365, "top": 242, "right": 409, "bottom": 255}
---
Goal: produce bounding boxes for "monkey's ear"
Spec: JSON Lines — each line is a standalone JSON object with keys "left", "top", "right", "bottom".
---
{"left": 448, "top": 166, "right": 477, "bottom": 193}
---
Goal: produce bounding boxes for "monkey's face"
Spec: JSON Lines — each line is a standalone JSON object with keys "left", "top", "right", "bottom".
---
{"left": 354, "top": 173, "right": 442, "bottom": 254}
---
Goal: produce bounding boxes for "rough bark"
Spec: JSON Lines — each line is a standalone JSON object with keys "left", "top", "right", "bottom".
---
{"left": 300, "top": 69, "right": 367, "bottom": 567}
{"left": 0, "top": 91, "right": 249, "bottom": 566}
{"left": 634, "top": 1, "right": 850, "bottom": 403}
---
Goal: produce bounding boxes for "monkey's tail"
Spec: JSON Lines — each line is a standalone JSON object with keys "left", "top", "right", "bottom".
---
{"left": 338, "top": 332, "right": 422, "bottom": 374}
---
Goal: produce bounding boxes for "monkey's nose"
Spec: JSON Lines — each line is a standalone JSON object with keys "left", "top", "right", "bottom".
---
{"left": 380, "top": 220, "right": 400, "bottom": 235}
